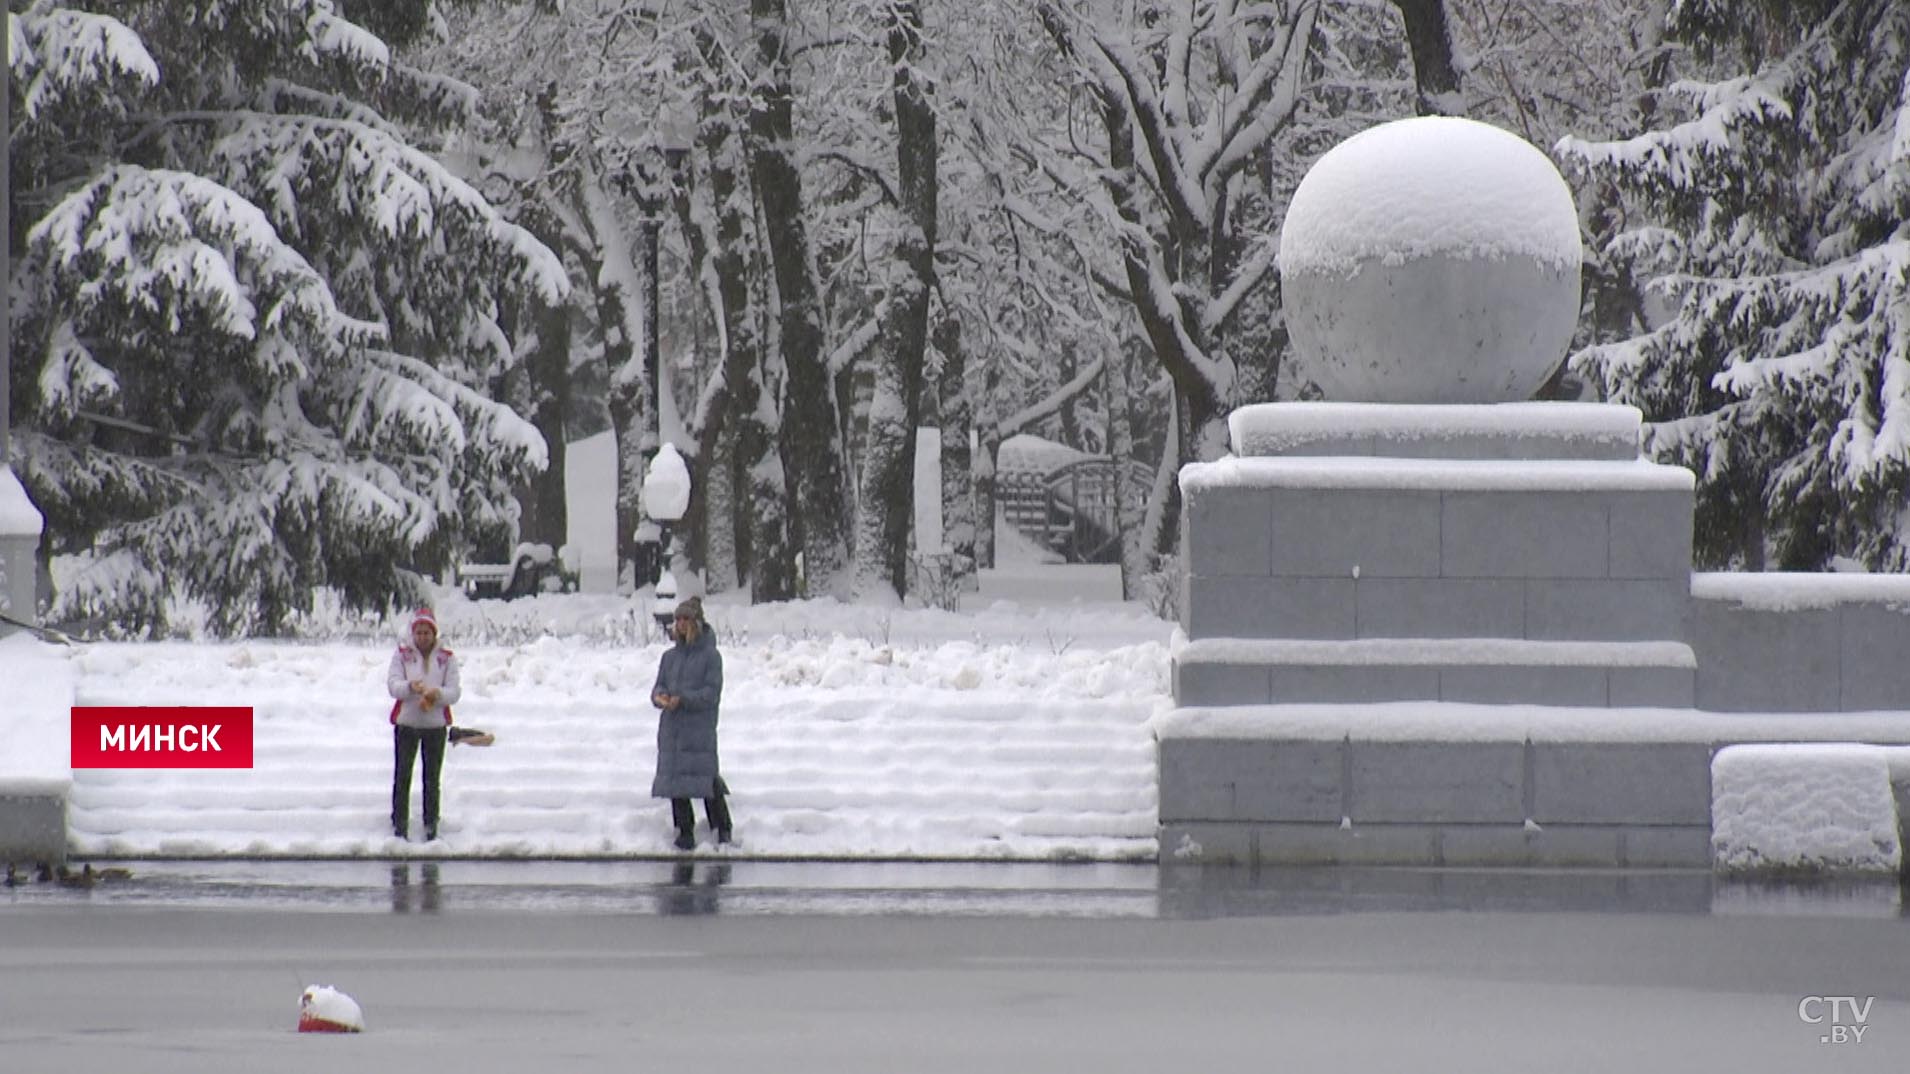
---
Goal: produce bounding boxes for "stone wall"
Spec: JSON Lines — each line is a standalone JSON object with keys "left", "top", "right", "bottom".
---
{"left": 1692, "top": 574, "right": 1910, "bottom": 712}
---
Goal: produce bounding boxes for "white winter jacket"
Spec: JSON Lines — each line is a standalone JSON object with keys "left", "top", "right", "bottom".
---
{"left": 386, "top": 644, "right": 462, "bottom": 728}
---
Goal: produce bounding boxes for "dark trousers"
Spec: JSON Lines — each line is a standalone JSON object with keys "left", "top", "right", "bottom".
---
{"left": 671, "top": 779, "right": 732, "bottom": 835}
{"left": 392, "top": 725, "right": 448, "bottom": 832}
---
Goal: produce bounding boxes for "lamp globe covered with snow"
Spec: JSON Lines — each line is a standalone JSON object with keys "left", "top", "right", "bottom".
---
{"left": 1278, "top": 116, "right": 1582, "bottom": 403}
{"left": 643, "top": 443, "right": 692, "bottom": 629}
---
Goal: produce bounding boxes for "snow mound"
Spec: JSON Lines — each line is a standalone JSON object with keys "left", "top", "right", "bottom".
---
{"left": 1712, "top": 744, "right": 1902, "bottom": 874}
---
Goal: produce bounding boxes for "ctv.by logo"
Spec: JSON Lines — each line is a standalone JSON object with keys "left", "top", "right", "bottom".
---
{"left": 1798, "top": 996, "right": 1874, "bottom": 1045}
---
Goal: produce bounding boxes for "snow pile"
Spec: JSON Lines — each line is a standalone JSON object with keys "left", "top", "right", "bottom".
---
{"left": 1279, "top": 116, "right": 1582, "bottom": 278}
{"left": 1712, "top": 744, "right": 1903, "bottom": 874}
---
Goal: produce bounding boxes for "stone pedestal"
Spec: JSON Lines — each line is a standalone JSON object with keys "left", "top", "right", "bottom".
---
{"left": 1164, "top": 402, "right": 1706, "bottom": 865}
{"left": 1176, "top": 402, "right": 1697, "bottom": 707}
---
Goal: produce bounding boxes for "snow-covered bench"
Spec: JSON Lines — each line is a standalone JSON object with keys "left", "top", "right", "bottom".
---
{"left": 458, "top": 542, "right": 579, "bottom": 600}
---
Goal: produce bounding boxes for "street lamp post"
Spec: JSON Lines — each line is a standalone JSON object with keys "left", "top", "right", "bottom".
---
{"left": 630, "top": 103, "right": 695, "bottom": 593}
{"left": 644, "top": 442, "right": 692, "bottom": 629}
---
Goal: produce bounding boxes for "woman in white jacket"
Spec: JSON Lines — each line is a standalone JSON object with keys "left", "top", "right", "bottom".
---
{"left": 386, "top": 607, "right": 461, "bottom": 841}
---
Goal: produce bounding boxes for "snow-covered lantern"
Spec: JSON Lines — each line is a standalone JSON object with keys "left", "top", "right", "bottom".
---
{"left": 644, "top": 443, "right": 692, "bottom": 627}
{"left": 1278, "top": 116, "right": 1582, "bottom": 403}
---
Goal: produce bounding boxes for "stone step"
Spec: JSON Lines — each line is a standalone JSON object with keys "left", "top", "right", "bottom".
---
{"left": 1174, "top": 636, "right": 1695, "bottom": 708}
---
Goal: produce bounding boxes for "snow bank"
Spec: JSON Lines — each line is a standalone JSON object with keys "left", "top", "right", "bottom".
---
{"left": 1712, "top": 744, "right": 1903, "bottom": 874}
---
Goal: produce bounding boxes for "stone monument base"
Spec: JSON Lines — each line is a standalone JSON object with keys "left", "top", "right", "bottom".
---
{"left": 1157, "top": 705, "right": 1910, "bottom": 868}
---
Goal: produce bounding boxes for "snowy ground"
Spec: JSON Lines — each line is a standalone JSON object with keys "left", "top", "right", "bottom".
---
{"left": 11, "top": 510, "right": 1907, "bottom": 867}
{"left": 54, "top": 583, "right": 1172, "bottom": 861}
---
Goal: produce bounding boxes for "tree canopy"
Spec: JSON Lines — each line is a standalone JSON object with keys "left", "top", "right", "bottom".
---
{"left": 8, "top": 0, "right": 565, "bottom": 634}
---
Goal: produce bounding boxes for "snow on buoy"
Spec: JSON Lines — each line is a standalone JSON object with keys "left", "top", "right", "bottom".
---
{"left": 298, "top": 985, "right": 365, "bottom": 1033}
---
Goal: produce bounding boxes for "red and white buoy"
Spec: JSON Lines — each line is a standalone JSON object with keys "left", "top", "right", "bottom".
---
{"left": 297, "top": 985, "right": 365, "bottom": 1033}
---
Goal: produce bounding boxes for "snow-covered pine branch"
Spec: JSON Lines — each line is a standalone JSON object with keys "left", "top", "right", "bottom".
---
{"left": 9, "top": 5, "right": 158, "bottom": 122}
{"left": 9, "top": 1, "right": 566, "bottom": 633}
{"left": 362, "top": 350, "right": 551, "bottom": 476}
{"left": 21, "top": 164, "right": 353, "bottom": 355}
{"left": 1559, "top": 0, "right": 1910, "bottom": 570}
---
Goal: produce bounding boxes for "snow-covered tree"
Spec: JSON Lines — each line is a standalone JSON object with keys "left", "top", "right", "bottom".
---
{"left": 852, "top": 0, "right": 938, "bottom": 603}
{"left": 1558, "top": 0, "right": 1910, "bottom": 569}
{"left": 7, "top": 1, "right": 565, "bottom": 635}
{"left": 1025, "top": 1, "right": 1443, "bottom": 593}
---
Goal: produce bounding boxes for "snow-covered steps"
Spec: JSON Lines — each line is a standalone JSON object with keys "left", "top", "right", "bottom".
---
{"left": 62, "top": 639, "right": 1167, "bottom": 862}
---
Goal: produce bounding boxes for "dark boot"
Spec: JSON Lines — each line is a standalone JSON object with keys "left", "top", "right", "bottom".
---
{"left": 671, "top": 798, "right": 696, "bottom": 850}
{"left": 706, "top": 785, "right": 733, "bottom": 844}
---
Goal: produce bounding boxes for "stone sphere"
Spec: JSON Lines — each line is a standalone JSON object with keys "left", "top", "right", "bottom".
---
{"left": 1278, "top": 116, "right": 1582, "bottom": 403}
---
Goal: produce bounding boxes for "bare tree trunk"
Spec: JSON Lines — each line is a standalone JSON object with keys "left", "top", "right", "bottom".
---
{"left": 1391, "top": 0, "right": 1463, "bottom": 115}
{"left": 934, "top": 315, "right": 977, "bottom": 593}
{"left": 974, "top": 347, "right": 1000, "bottom": 572}
{"left": 747, "top": 0, "right": 854, "bottom": 598}
{"left": 1104, "top": 346, "right": 1145, "bottom": 599}
{"left": 516, "top": 278, "right": 571, "bottom": 551}
{"left": 1097, "top": 82, "right": 1230, "bottom": 482}
{"left": 854, "top": 0, "right": 937, "bottom": 602}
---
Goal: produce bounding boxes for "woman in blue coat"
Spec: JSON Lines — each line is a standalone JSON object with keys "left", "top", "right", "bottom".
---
{"left": 650, "top": 597, "right": 732, "bottom": 850}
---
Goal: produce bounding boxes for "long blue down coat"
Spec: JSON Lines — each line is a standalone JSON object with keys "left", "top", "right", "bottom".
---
{"left": 650, "top": 626, "right": 724, "bottom": 799}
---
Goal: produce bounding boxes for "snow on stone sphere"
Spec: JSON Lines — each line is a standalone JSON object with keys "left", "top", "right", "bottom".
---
{"left": 1278, "top": 116, "right": 1582, "bottom": 404}
{"left": 643, "top": 443, "right": 692, "bottom": 522}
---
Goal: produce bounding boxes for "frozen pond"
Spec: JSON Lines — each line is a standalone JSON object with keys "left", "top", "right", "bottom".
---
{"left": 3, "top": 863, "right": 1905, "bottom": 1073}
{"left": 5, "top": 858, "right": 1908, "bottom": 919}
